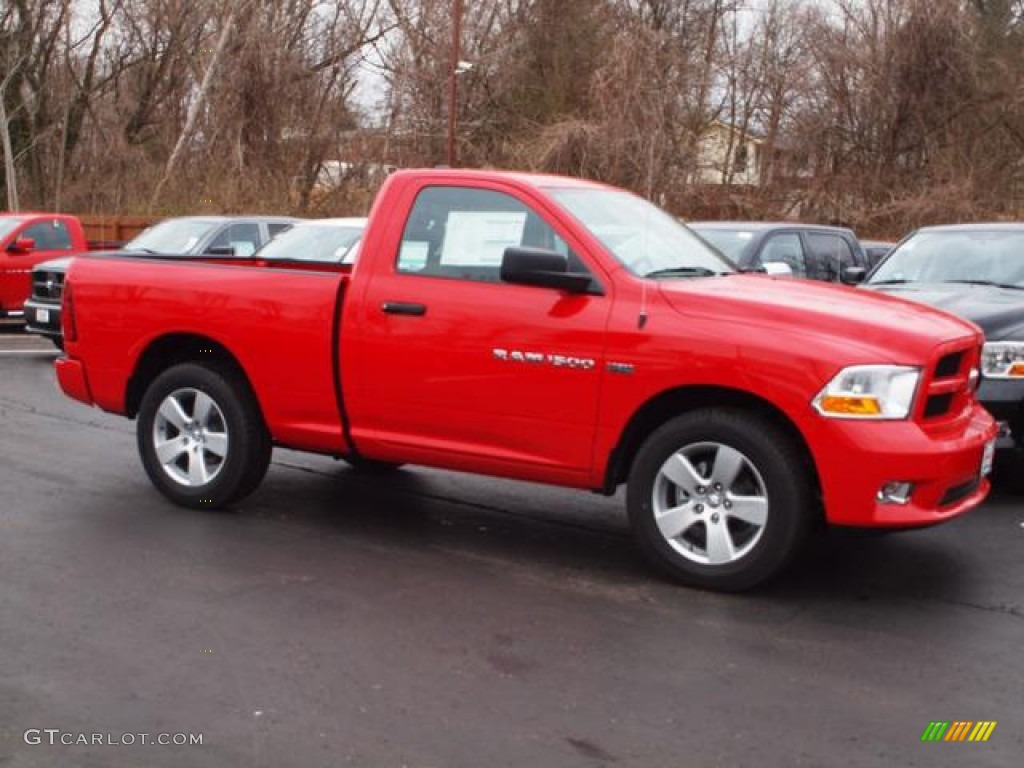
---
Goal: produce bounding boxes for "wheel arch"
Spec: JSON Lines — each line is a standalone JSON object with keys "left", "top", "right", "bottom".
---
{"left": 603, "top": 385, "right": 821, "bottom": 500}
{"left": 125, "top": 333, "right": 257, "bottom": 420}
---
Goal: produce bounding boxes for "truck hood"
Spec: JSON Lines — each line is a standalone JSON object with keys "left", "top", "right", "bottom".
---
{"left": 659, "top": 274, "right": 980, "bottom": 361}
{"left": 865, "top": 282, "right": 1024, "bottom": 341}
{"left": 34, "top": 256, "right": 75, "bottom": 271}
{"left": 33, "top": 250, "right": 128, "bottom": 274}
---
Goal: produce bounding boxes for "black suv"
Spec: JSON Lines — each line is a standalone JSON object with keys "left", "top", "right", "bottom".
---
{"left": 864, "top": 223, "right": 1024, "bottom": 461}
{"left": 688, "top": 221, "right": 869, "bottom": 283}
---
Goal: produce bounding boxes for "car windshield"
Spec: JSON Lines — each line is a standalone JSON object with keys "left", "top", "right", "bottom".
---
{"left": 126, "top": 219, "right": 220, "bottom": 254}
{"left": 548, "top": 188, "right": 734, "bottom": 278}
{"left": 258, "top": 222, "right": 364, "bottom": 263}
{"left": 0, "top": 217, "right": 25, "bottom": 241}
{"left": 688, "top": 227, "right": 754, "bottom": 261}
{"left": 869, "top": 230, "right": 1024, "bottom": 287}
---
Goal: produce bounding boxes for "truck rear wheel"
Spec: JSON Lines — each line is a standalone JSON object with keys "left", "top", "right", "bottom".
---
{"left": 137, "top": 363, "right": 271, "bottom": 509}
{"left": 626, "top": 408, "right": 813, "bottom": 591}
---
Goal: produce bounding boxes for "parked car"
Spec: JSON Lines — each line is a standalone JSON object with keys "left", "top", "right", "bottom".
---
{"left": 860, "top": 239, "right": 897, "bottom": 269}
{"left": 688, "top": 221, "right": 869, "bottom": 283}
{"left": 25, "top": 215, "right": 298, "bottom": 347}
{"left": 0, "top": 213, "right": 117, "bottom": 321}
{"left": 255, "top": 217, "right": 367, "bottom": 264}
{"left": 863, "top": 223, "right": 1024, "bottom": 461}
{"left": 55, "top": 168, "right": 995, "bottom": 591}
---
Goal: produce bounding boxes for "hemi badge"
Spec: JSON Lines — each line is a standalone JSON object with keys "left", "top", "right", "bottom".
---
{"left": 608, "top": 362, "right": 635, "bottom": 375}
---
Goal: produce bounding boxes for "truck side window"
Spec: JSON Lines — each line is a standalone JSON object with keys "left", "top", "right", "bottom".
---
{"left": 397, "top": 186, "right": 587, "bottom": 283}
{"left": 757, "top": 233, "right": 806, "bottom": 278}
{"left": 208, "top": 223, "right": 261, "bottom": 257}
{"left": 806, "top": 233, "right": 855, "bottom": 281}
{"left": 22, "top": 220, "right": 72, "bottom": 250}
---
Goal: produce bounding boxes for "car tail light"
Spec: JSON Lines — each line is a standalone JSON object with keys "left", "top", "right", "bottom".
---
{"left": 63, "top": 281, "right": 77, "bottom": 342}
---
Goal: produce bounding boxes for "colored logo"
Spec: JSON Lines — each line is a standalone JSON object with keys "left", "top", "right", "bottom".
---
{"left": 921, "top": 721, "right": 997, "bottom": 742}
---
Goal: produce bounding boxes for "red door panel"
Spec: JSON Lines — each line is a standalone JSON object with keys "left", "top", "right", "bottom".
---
{"left": 345, "top": 182, "right": 612, "bottom": 483}
{"left": 354, "top": 275, "right": 608, "bottom": 479}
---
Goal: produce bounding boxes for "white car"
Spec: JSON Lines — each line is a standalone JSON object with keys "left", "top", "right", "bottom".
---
{"left": 257, "top": 217, "right": 368, "bottom": 264}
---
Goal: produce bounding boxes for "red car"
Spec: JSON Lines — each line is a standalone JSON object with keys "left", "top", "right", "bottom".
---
{"left": 54, "top": 169, "right": 997, "bottom": 590}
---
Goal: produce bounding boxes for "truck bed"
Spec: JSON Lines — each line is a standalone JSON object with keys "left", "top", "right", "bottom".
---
{"left": 66, "top": 255, "right": 351, "bottom": 454}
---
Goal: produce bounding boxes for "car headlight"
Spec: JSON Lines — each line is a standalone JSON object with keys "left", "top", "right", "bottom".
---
{"left": 812, "top": 365, "right": 921, "bottom": 419}
{"left": 981, "top": 341, "right": 1024, "bottom": 379}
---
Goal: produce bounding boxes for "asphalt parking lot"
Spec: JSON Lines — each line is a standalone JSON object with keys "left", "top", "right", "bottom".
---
{"left": 0, "top": 327, "right": 1021, "bottom": 767}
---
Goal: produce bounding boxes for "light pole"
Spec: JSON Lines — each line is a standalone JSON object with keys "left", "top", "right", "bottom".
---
{"left": 446, "top": 0, "right": 463, "bottom": 166}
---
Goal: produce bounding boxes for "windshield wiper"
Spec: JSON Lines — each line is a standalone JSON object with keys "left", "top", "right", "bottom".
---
{"left": 868, "top": 279, "right": 910, "bottom": 285}
{"left": 644, "top": 266, "right": 722, "bottom": 279}
{"left": 942, "top": 279, "right": 1024, "bottom": 290}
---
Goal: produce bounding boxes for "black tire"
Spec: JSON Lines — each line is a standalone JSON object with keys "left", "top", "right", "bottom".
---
{"left": 339, "top": 455, "right": 404, "bottom": 473}
{"left": 136, "top": 363, "right": 271, "bottom": 509}
{"left": 627, "top": 408, "right": 814, "bottom": 591}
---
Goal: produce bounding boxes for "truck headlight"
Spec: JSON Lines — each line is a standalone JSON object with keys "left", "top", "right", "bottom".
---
{"left": 981, "top": 341, "right": 1024, "bottom": 379}
{"left": 813, "top": 365, "right": 921, "bottom": 419}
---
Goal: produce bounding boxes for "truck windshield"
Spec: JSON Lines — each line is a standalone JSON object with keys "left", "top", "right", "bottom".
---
{"left": 258, "top": 222, "right": 365, "bottom": 263}
{"left": 687, "top": 228, "right": 753, "bottom": 261}
{"left": 0, "top": 218, "right": 25, "bottom": 241}
{"left": 869, "top": 230, "right": 1024, "bottom": 288}
{"left": 548, "top": 188, "right": 735, "bottom": 278}
{"left": 127, "top": 219, "right": 220, "bottom": 254}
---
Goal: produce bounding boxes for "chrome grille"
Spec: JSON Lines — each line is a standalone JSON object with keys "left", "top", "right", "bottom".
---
{"left": 31, "top": 270, "right": 64, "bottom": 301}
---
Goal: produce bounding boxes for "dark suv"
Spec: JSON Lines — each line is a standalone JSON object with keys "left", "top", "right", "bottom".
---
{"left": 688, "top": 221, "right": 869, "bottom": 283}
{"left": 863, "top": 223, "right": 1024, "bottom": 463}
{"left": 25, "top": 215, "right": 298, "bottom": 348}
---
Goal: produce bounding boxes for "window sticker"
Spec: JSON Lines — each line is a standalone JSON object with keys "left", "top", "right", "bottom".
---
{"left": 232, "top": 241, "right": 256, "bottom": 257}
{"left": 440, "top": 211, "right": 527, "bottom": 267}
{"left": 398, "top": 241, "right": 430, "bottom": 271}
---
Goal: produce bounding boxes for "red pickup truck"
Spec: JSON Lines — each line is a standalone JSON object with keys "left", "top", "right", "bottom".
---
{"left": 0, "top": 213, "right": 112, "bottom": 320}
{"left": 54, "top": 169, "right": 997, "bottom": 590}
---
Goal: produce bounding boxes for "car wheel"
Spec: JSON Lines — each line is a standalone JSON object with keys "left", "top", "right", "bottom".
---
{"left": 137, "top": 363, "right": 271, "bottom": 509}
{"left": 627, "top": 408, "right": 814, "bottom": 591}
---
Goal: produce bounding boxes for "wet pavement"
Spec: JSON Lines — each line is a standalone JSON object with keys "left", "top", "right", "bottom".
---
{"left": 1, "top": 328, "right": 1020, "bottom": 767}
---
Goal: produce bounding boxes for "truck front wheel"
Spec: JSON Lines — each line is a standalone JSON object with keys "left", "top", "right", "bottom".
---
{"left": 137, "top": 363, "right": 271, "bottom": 509}
{"left": 627, "top": 408, "right": 814, "bottom": 591}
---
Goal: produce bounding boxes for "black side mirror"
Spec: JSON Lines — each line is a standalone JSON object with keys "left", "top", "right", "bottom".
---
{"left": 205, "top": 245, "right": 236, "bottom": 256}
{"left": 500, "top": 246, "right": 595, "bottom": 294}
{"left": 841, "top": 266, "right": 867, "bottom": 285}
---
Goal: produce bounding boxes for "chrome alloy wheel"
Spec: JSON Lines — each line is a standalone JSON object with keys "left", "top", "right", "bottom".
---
{"left": 651, "top": 441, "right": 768, "bottom": 565}
{"left": 152, "top": 387, "right": 229, "bottom": 487}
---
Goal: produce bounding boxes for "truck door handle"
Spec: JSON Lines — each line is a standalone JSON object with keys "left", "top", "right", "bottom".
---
{"left": 381, "top": 301, "right": 427, "bottom": 317}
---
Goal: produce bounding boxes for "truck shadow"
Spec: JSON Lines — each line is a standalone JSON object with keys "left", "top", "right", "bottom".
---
{"left": 245, "top": 459, "right": 1002, "bottom": 609}
{"left": 250, "top": 461, "right": 651, "bottom": 587}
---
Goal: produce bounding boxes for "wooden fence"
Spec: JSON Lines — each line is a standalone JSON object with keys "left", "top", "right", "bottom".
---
{"left": 77, "top": 214, "right": 161, "bottom": 245}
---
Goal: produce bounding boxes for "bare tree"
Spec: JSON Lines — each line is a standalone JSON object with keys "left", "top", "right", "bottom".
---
{"left": 149, "top": 1, "right": 241, "bottom": 210}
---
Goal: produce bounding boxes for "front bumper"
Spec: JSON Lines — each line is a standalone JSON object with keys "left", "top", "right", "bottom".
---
{"left": 23, "top": 298, "right": 62, "bottom": 339}
{"left": 810, "top": 404, "right": 997, "bottom": 528}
